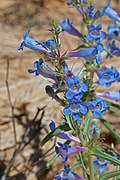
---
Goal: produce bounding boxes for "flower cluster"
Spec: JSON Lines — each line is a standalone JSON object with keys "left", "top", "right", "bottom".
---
{"left": 64, "top": 74, "right": 89, "bottom": 123}
{"left": 18, "top": 0, "right": 120, "bottom": 179}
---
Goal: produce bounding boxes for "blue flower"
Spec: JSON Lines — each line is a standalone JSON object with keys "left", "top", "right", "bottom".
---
{"left": 42, "top": 39, "right": 56, "bottom": 51}
{"left": 94, "top": 156, "right": 120, "bottom": 174}
{"left": 95, "top": 43, "right": 104, "bottom": 64}
{"left": 28, "top": 58, "right": 57, "bottom": 81}
{"left": 96, "top": 91, "right": 120, "bottom": 101}
{"left": 88, "top": 6, "right": 95, "bottom": 18}
{"left": 18, "top": 32, "right": 51, "bottom": 53}
{"left": 45, "top": 85, "right": 63, "bottom": 103}
{"left": 18, "top": 32, "right": 57, "bottom": 59}
{"left": 96, "top": 66, "right": 120, "bottom": 87}
{"left": 62, "top": 18, "right": 83, "bottom": 38}
{"left": 55, "top": 164, "right": 85, "bottom": 180}
{"left": 90, "top": 98, "right": 108, "bottom": 119}
{"left": 55, "top": 142, "right": 85, "bottom": 162}
{"left": 67, "top": 1, "right": 73, "bottom": 6}
{"left": 106, "top": 41, "right": 120, "bottom": 58}
{"left": 65, "top": 47, "right": 97, "bottom": 60}
{"left": 91, "top": 0, "right": 120, "bottom": 22}
{"left": 65, "top": 76, "right": 88, "bottom": 100}
{"left": 105, "top": 6, "right": 120, "bottom": 22}
{"left": 49, "top": 121, "right": 81, "bottom": 143}
{"left": 64, "top": 98, "right": 88, "bottom": 119}
{"left": 85, "top": 24, "right": 106, "bottom": 64}
{"left": 107, "top": 22, "right": 120, "bottom": 41}
{"left": 66, "top": 45, "right": 104, "bottom": 64}
{"left": 93, "top": 158, "right": 111, "bottom": 174}
{"left": 86, "top": 24, "right": 107, "bottom": 43}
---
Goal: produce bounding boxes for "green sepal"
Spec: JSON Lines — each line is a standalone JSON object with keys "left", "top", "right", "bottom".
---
{"left": 88, "top": 148, "right": 120, "bottom": 166}
{"left": 100, "top": 169, "right": 120, "bottom": 180}
{"left": 41, "top": 123, "right": 71, "bottom": 146}
{"left": 100, "top": 118, "right": 120, "bottom": 143}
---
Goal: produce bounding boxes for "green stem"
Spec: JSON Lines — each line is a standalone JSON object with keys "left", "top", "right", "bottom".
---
{"left": 78, "top": 130, "right": 89, "bottom": 179}
{"left": 78, "top": 129, "right": 85, "bottom": 147}
{"left": 88, "top": 155, "right": 95, "bottom": 180}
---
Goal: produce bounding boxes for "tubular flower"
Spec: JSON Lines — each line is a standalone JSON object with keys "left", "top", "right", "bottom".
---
{"left": 28, "top": 58, "right": 57, "bottom": 81}
{"left": 65, "top": 45, "right": 104, "bottom": 64}
{"left": 106, "top": 41, "right": 120, "bottom": 58}
{"left": 49, "top": 121, "right": 81, "bottom": 143}
{"left": 90, "top": 98, "right": 108, "bottom": 119}
{"left": 18, "top": 32, "right": 57, "bottom": 58}
{"left": 94, "top": 156, "right": 120, "bottom": 174}
{"left": 42, "top": 39, "right": 56, "bottom": 51}
{"left": 88, "top": 6, "right": 95, "bottom": 18}
{"left": 95, "top": 43, "right": 104, "bottom": 64}
{"left": 55, "top": 142, "right": 85, "bottom": 162}
{"left": 96, "top": 91, "right": 120, "bottom": 101}
{"left": 62, "top": 18, "right": 83, "bottom": 38}
{"left": 107, "top": 22, "right": 120, "bottom": 41}
{"left": 65, "top": 47, "right": 97, "bottom": 59}
{"left": 95, "top": 66, "right": 120, "bottom": 87}
{"left": 86, "top": 24, "right": 107, "bottom": 43}
{"left": 18, "top": 32, "right": 51, "bottom": 53}
{"left": 64, "top": 98, "right": 88, "bottom": 119}
{"left": 65, "top": 76, "right": 88, "bottom": 100}
{"left": 45, "top": 86, "right": 63, "bottom": 103}
{"left": 93, "top": 0, "right": 120, "bottom": 22}
{"left": 93, "top": 158, "right": 111, "bottom": 174}
{"left": 105, "top": 6, "right": 120, "bottom": 22}
{"left": 55, "top": 164, "right": 85, "bottom": 180}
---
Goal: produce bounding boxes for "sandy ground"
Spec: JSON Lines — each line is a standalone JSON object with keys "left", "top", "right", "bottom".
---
{"left": 0, "top": 0, "right": 120, "bottom": 179}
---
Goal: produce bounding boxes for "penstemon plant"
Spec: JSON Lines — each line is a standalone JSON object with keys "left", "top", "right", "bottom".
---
{"left": 18, "top": 0, "right": 120, "bottom": 179}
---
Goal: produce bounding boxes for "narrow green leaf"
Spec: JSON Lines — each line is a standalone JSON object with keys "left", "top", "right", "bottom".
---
{"left": 71, "top": 162, "right": 83, "bottom": 172}
{"left": 108, "top": 102, "right": 120, "bottom": 113}
{"left": 100, "top": 118, "right": 120, "bottom": 143}
{"left": 65, "top": 115, "right": 76, "bottom": 131}
{"left": 41, "top": 124, "right": 71, "bottom": 146}
{"left": 88, "top": 149, "right": 120, "bottom": 166}
{"left": 38, "top": 154, "right": 59, "bottom": 173}
{"left": 100, "top": 169, "right": 120, "bottom": 180}
{"left": 109, "top": 106, "right": 120, "bottom": 113}
{"left": 84, "top": 116, "right": 94, "bottom": 138}
{"left": 113, "top": 177, "right": 119, "bottom": 180}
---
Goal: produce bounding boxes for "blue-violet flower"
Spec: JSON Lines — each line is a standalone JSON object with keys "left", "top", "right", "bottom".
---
{"left": 90, "top": 98, "right": 108, "bottom": 119}
{"left": 55, "top": 164, "right": 85, "bottom": 180}
{"left": 55, "top": 142, "right": 85, "bottom": 162}
{"left": 49, "top": 121, "right": 80, "bottom": 143}
{"left": 96, "top": 66, "right": 120, "bottom": 87}
{"left": 96, "top": 91, "right": 120, "bottom": 101}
